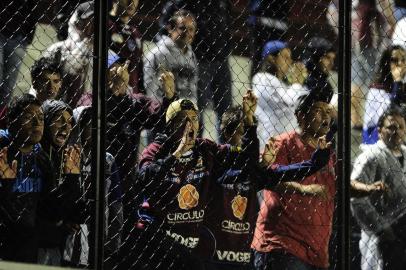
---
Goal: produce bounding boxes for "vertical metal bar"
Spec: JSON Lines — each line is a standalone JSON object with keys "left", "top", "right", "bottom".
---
{"left": 92, "top": 0, "right": 108, "bottom": 269}
{"left": 337, "top": 0, "right": 352, "bottom": 269}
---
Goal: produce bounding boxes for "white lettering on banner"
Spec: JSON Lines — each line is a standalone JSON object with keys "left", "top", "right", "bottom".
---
{"left": 167, "top": 210, "right": 205, "bottom": 223}
{"left": 216, "top": 250, "right": 251, "bottom": 263}
{"left": 221, "top": 220, "right": 250, "bottom": 233}
{"left": 166, "top": 231, "right": 199, "bottom": 248}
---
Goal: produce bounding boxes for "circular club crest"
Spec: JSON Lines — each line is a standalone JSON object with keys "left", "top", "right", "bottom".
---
{"left": 231, "top": 195, "right": 248, "bottom": 220}
{"left": 178, "top": 184, "right": 199, "bottom": 210}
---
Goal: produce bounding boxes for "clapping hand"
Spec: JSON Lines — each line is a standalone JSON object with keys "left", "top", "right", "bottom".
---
{"left": 159, "top": 70, "right": 176, "bottom": 99}
{"left": 317, "top": 136, "right": 332, "bottom": 149}
{"left": 0, "top": 147, "right": 17, "bottom": 179}
{"left": 242, "top": 90, "right": 257, "bottom": 126}
{"left": 63, "top": 145, "right": 81, "bottom": 174}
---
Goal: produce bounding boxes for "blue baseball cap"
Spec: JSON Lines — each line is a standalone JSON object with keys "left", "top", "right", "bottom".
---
{"left": 108, "top": 50, "right": 120, "bottom": 68}
{"left": 262, "top": 40, "right": 288, "bottom": 59}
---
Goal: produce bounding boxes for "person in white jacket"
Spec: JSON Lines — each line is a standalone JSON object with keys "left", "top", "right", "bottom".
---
{"left": 43, "top": 1, "right": 94, "bottom": 108}
{"left": 352, "top": 106, "right": 406, "bottom": 270}
{"left": 252, "top": 40, "right": 307, "bottom": 148}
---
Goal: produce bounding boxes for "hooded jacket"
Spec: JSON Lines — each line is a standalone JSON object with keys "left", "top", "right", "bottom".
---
{"left": 38, "top": 100, "right": 83, "bottom": 249}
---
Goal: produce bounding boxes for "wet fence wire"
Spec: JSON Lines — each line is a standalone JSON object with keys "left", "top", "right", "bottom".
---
{"left": 0, "top": 0, "right": 406, "bottom": 269}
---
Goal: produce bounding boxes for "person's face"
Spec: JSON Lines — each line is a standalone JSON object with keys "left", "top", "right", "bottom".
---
{"left": 227, "top": 121, "right": 244, "bottom": 147}
{"left": 320, "top": 52, "right": 336, "bottom": 74}
{"left": 390, "top": 49, "right": 406, "bottom": 74}
{"left": 169, "top": 16, "right": 196, "bottom": 48}
{"left": 15, "top": 104, "right": 44, "bottom": 145}
{"left": 49, "top": 110, "right": 73, "bottom": 148}
{"left": 379, "top": 114, "right": 406, "bottom": 150}
{"left": 172, "top": 110, "right": 199, "bottom": 144}
{"left": 304, "top": 101, "right": 332, "bottom": 137}
{"left": 118, "top": 0, "right": 139, "bottom": 17}
{"left": 275, "top": 48, "right": 293, "bottom": 77}
{"left": 36, "top": 72, "right": 62, "bottom": 102}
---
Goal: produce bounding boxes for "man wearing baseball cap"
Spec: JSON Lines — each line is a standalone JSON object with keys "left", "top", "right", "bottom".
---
{"left": 126, "top": 91, "right": 259, "bottom": 270}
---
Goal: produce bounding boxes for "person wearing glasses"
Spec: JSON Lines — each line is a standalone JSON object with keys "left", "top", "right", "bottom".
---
{"left": 362, "top": 45, "right": 406, "bottom": 144}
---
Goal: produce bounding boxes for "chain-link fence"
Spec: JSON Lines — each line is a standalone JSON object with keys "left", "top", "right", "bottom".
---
{"left": 1, "top": 0, "right": 406, "bottom": 269}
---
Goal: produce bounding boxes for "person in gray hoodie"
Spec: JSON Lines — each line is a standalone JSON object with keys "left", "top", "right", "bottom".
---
{"left": 144, "top": 9, "right": 198, "bottom": 103}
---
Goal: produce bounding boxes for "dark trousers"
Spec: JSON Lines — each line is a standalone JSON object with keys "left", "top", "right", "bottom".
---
{"left": 197, "top": 60, "right": 232, "bottom": 141}
{"left": 379, "top": 215, "right": 406, "bottom": 270}
{"left": 252, "top": 250, "right": 327, "bottom": 270}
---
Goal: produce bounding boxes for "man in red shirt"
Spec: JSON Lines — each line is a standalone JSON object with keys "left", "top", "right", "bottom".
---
{"left": 251, "top": 92, "right": 388, "bottom": 270}
{"left": 251, "top": 93, "right": 336, "bottom": 270}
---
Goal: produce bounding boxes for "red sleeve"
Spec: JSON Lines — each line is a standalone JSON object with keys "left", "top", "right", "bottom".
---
{"left": 271, "top": 136, "right": 290, "bottom": 167}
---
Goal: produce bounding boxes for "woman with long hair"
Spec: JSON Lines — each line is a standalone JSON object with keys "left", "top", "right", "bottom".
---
{"left": 362, "top": 45, "right": 406, "bottom": 144}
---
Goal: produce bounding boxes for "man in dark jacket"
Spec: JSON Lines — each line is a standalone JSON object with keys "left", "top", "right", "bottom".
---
{"left": 38, "top": 99, "right": 82, "bottom": 265}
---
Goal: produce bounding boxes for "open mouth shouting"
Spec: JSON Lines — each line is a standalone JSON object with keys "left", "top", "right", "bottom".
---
{"left": 55, "top": 130, "right": 69, "bottom": 146}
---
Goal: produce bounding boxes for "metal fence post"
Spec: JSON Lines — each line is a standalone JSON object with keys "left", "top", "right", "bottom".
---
{"left": 92, "top": 0, "right": 108, "bottom": 269}
{"left": 337, "top": 0, "right": 352, "bottom": 269}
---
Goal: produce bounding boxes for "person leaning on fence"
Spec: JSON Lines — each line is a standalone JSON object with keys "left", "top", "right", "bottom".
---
{"left": 252, "top": 40, "right": 308, "bottom": 148}
{"left": 37, "top": 99, "right": 83, "bottom": 266}
{"left": 351, "top": 106, "right": 406, "bottom": 270}
{"left": 43, "top": 1, "right": 94, "bottom": 108}
{"left": 251, "top": 93, "right": 336, "bottom": 270}
{"left": 251, "top": 93, "right": 384, "bottom": 270}
{"left": 124, "top": 92, "right": 257, "bottom": 270}
{"left": 144, "top": 9, "right": 198, "bottom": 102}
{"left": 109, "top": 0, "right": 144, "bottom": 93}
{"left": 201, "top": 105, "right": 333, "bottom": 270}
{"left": 362, "top": 45, "right": 406, "bottom": 144}
{"left": 0, "top": 94, "right": 81, "bottom": 263}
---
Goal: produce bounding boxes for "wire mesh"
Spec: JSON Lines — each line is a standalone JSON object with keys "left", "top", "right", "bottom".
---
{"left": 1, "top": 0, "right": 406, "bottom": 270}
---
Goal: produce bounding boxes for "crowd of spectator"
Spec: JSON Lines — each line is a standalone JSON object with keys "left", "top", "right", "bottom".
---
{"left": 1, "top": 0, "right": 406, "bottom": 270}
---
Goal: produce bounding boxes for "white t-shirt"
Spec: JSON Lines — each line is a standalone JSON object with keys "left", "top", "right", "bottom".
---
{"left": 252, "top": 72, "right": 306, "bottom": 148}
